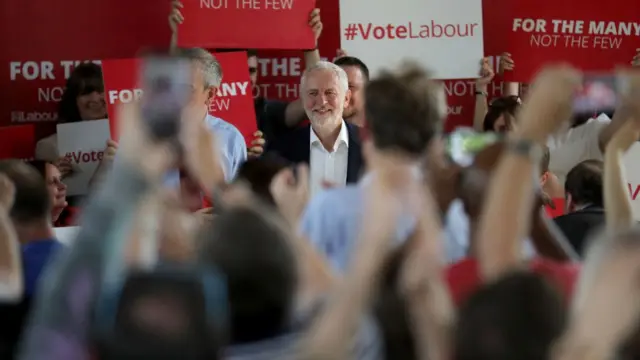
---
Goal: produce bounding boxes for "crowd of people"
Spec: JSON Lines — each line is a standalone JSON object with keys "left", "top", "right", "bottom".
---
{"left": 1, "top": 1, "right": 640, "bottom": 359}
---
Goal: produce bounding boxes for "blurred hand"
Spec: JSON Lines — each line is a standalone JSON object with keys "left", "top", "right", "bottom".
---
{"left": 516, "top": 65, "right": 581, "bottom": 143}
{"left": 0, "top": 174, "right": 15, "bottom": 210}
{"left": 180, "top": 105, "right": 225, "bottom": 190}
{"left": 103, "top": 139, "right": 118, "bottom": 162}
{"left": 117, "top": 103, "right": 177, "bottom": 179}
{"left": 607, "top": 117, "right": 640, "bottom": 153}
{"left": 169, "top": 0, "right": 184, "bottom": 33}
{"left": 248, "top": 131, "right": 265, "bottom": 158}
{"left": 270, "top": 164, "right": 310, "bottom": 225}
{"left": 632, "top": 48, "right": 639, "bottom": 67}
{"left": 54, "top": 156, "right": 74, "bottom": 178}
{"left": 476, "top": 57, "right": 495, "bottom": 88}
{"left": 308, "top": 8, "right": 323, "bottom": 44}
{"left": 336, "top": 49, "right": 348, "bottom": 59}
{"left": 498, "top": 52, "right": 514, "bottom": 75}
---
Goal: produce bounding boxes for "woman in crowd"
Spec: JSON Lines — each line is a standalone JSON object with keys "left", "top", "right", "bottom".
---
{"left": 26, "top": 160, "right": 68, "bottom": 224}
{"left": 35, "top": 62, "right": 107, "bottom": 165}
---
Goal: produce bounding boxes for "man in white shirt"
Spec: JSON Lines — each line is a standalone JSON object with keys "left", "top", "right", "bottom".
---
{"left": 266, "top": 61, "right": 364, "bottom": 196}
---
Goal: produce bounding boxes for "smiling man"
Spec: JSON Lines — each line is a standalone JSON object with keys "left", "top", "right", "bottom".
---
{"left": 265, "top": 61, "right": 364, "bottom": 196}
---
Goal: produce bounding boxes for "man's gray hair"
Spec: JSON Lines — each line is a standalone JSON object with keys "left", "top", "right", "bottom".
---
{"left": 179, "top": 47, "right": 223, "bottom": 88}
{"left": 300, "top": 61, "right": 349, "bottom": 94}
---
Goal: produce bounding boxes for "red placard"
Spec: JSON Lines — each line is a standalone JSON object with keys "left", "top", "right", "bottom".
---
{"left": 487, "top": 0, "right": 640, "bottom": 82}
{"left": 0, "top": 124, "right": 36, "bottom": 160}
{"left": 545, "top": 198, "right": 566, "bottom": 218}
{"left": 102, "top": 52, "right": 257, "bottom": 144}
{"left": 177, "top": 0, "right": 315, "bottom": 50}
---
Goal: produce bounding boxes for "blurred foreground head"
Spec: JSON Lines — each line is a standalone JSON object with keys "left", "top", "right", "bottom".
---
{"left": 364, "top": 62, "right": 446, "bottom": 160}
{"left": 454, "top": 271, "right": 567, "bottom": 360}
{"left": 0, "top": 160, "right": 51, "bottom": 232}
{"left": 198, "top": 204, "right": 297, "bottom": 344}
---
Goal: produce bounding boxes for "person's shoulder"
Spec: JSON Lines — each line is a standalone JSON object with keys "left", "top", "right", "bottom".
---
{"left": 530, "top": 257, "right": 580, "bottom": 300}
{"left": 205, "top": 114, "right": 244, "bottom": 138}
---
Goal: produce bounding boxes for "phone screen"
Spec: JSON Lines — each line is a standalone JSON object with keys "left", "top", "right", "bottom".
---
{"left": 140, "top": 56, "right": 192, "bottom": 140}
{"left": 446, "top": 128, "right": 501, "bottom": 167}
{"left": 573, "top": 74, "right": 618, "bottom": 115}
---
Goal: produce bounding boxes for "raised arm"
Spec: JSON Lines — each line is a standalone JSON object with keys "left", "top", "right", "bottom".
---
{"left": 477, "top": 65, "right": 579, "bottom": 281}
{"left": 0, "top": 175, "right": 23, "bottom": 302}
{"left": 399, "top": 181, "right": 455, "bottom": 360}
{"left": 604, "top": 118, "right": 640, "bottom": 230}
{"left": 18, "top": 104, "right": 176, "bottom": 360}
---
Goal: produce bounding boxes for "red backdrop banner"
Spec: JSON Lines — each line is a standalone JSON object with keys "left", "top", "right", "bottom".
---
{"left": 488, "top": 0, "right": 640, "bottom": 82}
{"left": 177, "top": 0, "right": 316, "bottom": 50}
{"left": 0, "top": 125, "right": 36, "bottom": 160}
{"left": 102, "top": 52, "right": 257, "bottom": 144}
{"left": 0, "top": 0, "right": 523, "bottom": 148}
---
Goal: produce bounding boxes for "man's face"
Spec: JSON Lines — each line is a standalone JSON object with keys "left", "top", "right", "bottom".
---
{"left": 188, "top": 62, "right": 214, "bottom": 108}
{"left": 302, "top": 69, "right": 350, "bottom": 130}
{"left": 248, "top": 55, "right": 258, "bottom": 89}
{"left": 340, "top": 65, "right": 366, "bottom": 120}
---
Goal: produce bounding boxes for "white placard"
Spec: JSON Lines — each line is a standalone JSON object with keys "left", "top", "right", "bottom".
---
{"left": 54, "top": 226, "right": 81, "bottom": 246}
{"left": 339, "top": 0, "right": 484, "bottom": 79}
{"left": 622, "top": 142, "right": 640, "bottom": 221}
{"left": 57, "top": 119, "right": 111, "bottom": 196}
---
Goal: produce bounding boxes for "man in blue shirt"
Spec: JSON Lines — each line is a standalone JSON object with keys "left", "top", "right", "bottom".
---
{"left": 0, "top": 160, "right": 64, "bottom": 297}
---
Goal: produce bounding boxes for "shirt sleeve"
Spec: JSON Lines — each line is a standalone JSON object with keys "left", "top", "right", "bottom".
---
{"left": 230, "top": 129, "right": 247, "bottom": 180}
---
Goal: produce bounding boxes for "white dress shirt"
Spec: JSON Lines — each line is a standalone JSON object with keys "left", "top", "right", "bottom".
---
{"left": 309, "top": 120, "right": 350, "bottom": 197}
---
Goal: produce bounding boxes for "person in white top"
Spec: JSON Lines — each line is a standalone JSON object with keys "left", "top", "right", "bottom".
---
{"left": 473, "top": 50, "right": 640, "bottom": 186}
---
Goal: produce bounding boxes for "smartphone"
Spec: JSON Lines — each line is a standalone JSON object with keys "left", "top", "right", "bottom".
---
{"left": 140, "top": 55, "right": 192, "bottom": 141}
{"left": 446, "top": 128, "right": 501, "bottom": 167}
{"left": 573, "top": 74, "right": 619, "bottom": 115}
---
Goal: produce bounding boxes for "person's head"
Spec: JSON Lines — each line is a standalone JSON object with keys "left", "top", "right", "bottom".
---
{"left": 300, "top": 61, "right": 350, "bottom": 133}
{"left": 364, "top": 62, "right": 445, "bottom": 161}
{"left": 0, "top": 160, "right": 52, "bottom": 236}
{"left": 27, "top": 160, "right": 67, "bottom": 222}
{"left": 564, "top": 159, "right": 603, "bottom": 213}
{"left": 334, "top": 56, "right": 369, "bottom": 122}
{"left": 197, "top": 206, "right": 297, "bottom": 344}
{"left": 483, "top": 96, "right": 521, "bottom": 133}
{"left": 454, "top": 271, "right": 567, "bottom": 360}
{"left": 179, "top": 48, "right": 223, "bottom": 111}
{"left": 232, "top": 154, "right": 289, "bottom": 205}
{"left": 58, "top": 62, "right": 106, "bottom": 123}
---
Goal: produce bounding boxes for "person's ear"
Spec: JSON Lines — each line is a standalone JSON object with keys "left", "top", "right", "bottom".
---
{"left": 540, "top": 171, "right": 549, "bottom": 187}
{"left": 205, "top": 86, "right": 218, "bottom": 105}
{"left": 343, "top": 88, "right": 352, "bottom": 108}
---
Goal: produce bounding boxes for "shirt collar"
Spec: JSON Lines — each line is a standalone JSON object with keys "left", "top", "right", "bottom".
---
{"left": 310, "top": 120, "right": 350, "bottom": 151}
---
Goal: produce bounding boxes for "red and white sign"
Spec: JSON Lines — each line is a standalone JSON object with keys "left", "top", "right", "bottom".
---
{"left": 338, "top": 0, "right": 484, "bottom": 79}
{"left": 622, "top": 143, "right": 640, "bottom": 221}
{"left": 487, "top": 0, "right": 640, "bottom": 82}
{"left": 177, "top": 0, "right": 315, "bottom": 50}
{"left": 102, "top": 52, "right": 257, "bottom": 144}
{"left": 0, "top": 125, "right": 36, "bottom": 160}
